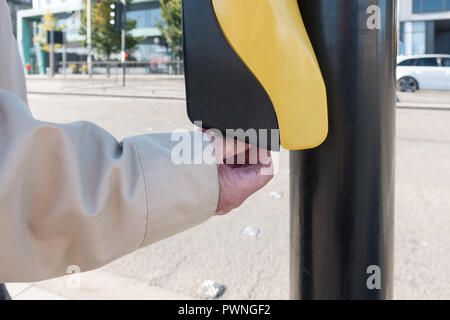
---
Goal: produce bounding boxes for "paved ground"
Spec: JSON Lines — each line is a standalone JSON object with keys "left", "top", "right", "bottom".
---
{"left": 6, "top": 84, "right": 450, "bottom": 300}
{"left": 397, "top": 91, "right": 450, "bottom": 109}
{"left": 26, "top": 75, "right": 186, "bottom": 100}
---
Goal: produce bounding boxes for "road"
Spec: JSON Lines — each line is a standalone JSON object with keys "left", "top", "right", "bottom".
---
{"left": 7, "top": 91, "right": 450, "bottom": 300}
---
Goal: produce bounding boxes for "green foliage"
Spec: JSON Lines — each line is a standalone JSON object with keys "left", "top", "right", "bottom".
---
{"left": 157, "top": 0, "right": 183, "bottom": 60}
{"left": 33, "top": 12, "right": 64, "bottom": 52}
{"left": 79, "top": 0, "right": 144, "bottom": 60}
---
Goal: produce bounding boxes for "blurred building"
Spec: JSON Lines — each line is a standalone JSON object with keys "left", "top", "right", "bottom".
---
{"left": 399, "top": 0, "right": 450, "bottom": 55}
{"left": 16, "top": 0, "right": 168, "bottom": 74}
{"left": 6, "top": 0, "right": 33, "bottom": 36}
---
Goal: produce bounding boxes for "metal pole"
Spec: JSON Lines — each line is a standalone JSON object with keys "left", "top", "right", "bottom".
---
{"left": 290, "top": 0, "right": 396, "bottom": 300}
{"left": 49, "top": 30, "right": 54, "bottom": 78}
{"left": 121, "top": 0, "right": 126, "bottom": 87}
{"left": 62, "top": 31, "right": 67, "bottom": 78}
{"left": 87, "top": 0, "right": 92, "bottom": 78}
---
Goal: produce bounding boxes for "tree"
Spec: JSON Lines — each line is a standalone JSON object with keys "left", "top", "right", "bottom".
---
{"left": 79, "top": 0, "right": 143, "bottom": 61}
{"left": 157, "top": 0, "right": 183, "bottom": 60}
{"left": 33, "top": 11, "right": 64, "bottom": 52}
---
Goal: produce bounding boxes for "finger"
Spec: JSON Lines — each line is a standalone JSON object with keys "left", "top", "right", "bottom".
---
{"left": 204, "top": 129, "right": 271, "bottom": 166}
{"left": 203, "top": 130, "right": 227, "bottom": 163}
{"left": 247, "top": 146, "right": 272, "bottom": 166}
{"left": 210, "top": 134, "right": 250, "bottom": 163}
{"left": 224, "top": 136, "right": 249, "bottom": 160}
{"left": 233, "top": 146, "right": 272, "bottom": 166}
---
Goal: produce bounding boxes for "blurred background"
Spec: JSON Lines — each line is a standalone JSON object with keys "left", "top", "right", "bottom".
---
{"left": 4, "top": 0, "right": 450, "bottom": 300}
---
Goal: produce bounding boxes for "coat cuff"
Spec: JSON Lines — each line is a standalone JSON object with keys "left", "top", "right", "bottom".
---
{"left": 130, "top": 132, "right": 219, "bottom": 246}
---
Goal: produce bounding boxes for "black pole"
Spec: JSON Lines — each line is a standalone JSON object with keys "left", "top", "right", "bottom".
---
{"left": 290, "top": 0, "right": 396, "bottom": 299}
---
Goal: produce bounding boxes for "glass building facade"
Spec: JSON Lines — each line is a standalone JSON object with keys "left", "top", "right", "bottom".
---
{"left": 399, "top": 0, "right": 450, "bottom": 55}
{"left": 401, "top": 21, "right": 427, "bottom": 55}
{"left": 16, "top": 0, "right": 170, "bottom": 74}
{"left": 6, "top": 0, "right": 33, "bottom": 36}
{"left": 127, "top": 0, "right": 168, "bottom": 63}
{"left": 413, "top": 0, "right": 450, "bottom": 13}
{"left": 127, "top": 7, "right": 162, "bottom": 29}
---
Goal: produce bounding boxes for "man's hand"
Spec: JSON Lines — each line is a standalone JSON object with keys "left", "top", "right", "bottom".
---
{"left": 207, "top": 132, "right": 274, "bottom": 215}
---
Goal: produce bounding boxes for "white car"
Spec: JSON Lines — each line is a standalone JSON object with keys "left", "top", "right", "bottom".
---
{"left": 397, "top": 54, "right": 450, "bottom": 92}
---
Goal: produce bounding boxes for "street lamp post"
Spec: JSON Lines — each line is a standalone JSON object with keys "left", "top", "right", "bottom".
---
{"left": 62, "top": 31, "right": 67, "bottom": 78}
{"left": 49, "top": 29, "right": 54, "bottom": 78}
{"left": 290, "top": 0, "right": 397, "bottom": 300}
{"left": 121, "top": 0, "right": 126, "bottom": 87}
{"left": 87, "top": 0, "right": 92, "bottom": 78}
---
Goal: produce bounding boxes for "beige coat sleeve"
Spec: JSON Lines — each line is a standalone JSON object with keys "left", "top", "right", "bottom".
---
{"left": 0, "top": 1, "right": 219, "bottom": 283}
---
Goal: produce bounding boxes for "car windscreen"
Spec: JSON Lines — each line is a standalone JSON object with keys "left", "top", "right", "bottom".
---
{"left": 414, "top": 58, "right": 438, "bottom": 67}
{"left": 397, "top": 58, "right": 439, "bottom": 67}
{"left": 398, "top": 59, "right": 415, "bottom": 66}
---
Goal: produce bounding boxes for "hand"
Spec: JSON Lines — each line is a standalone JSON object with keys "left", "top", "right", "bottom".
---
{"left": 206, "top": 133, "right": 274, "bottom": 215}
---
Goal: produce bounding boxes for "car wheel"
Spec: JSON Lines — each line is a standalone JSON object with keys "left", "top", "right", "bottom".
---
{"left": 397, "top": 77, "right": 419, "bottom": 93}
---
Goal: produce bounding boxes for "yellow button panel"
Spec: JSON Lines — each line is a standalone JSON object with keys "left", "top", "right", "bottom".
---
{"left": 212, "top": 0, "right": 328, "bottom": 150}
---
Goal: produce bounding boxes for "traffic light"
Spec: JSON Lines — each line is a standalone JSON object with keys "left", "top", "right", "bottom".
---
{"left": 46, "top": 30, "right": 64, "bottom": 45}
{"left": 110, "top": 1, "right": 123, "bottom": 30}
{"left": 182, "top": 0, "right": 328, "bottom": 151}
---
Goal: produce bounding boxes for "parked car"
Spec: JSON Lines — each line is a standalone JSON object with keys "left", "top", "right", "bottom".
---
{"left": 397, "top": 54, "right": 450, "bottom": 92}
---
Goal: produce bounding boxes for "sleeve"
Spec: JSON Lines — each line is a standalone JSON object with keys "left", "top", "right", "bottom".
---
{"left": 0, "top": 0, "right": 219, "bottom": 283}
{"left": 0, "top": 90, "right": 219, "bottom": 283}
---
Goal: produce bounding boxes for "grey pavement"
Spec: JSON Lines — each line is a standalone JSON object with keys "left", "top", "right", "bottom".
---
{"left": 397, "top": 90, "right": 450, "bottom": 109}
{"left": 6, "top": 83, "right": 450, "bottom": 300}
